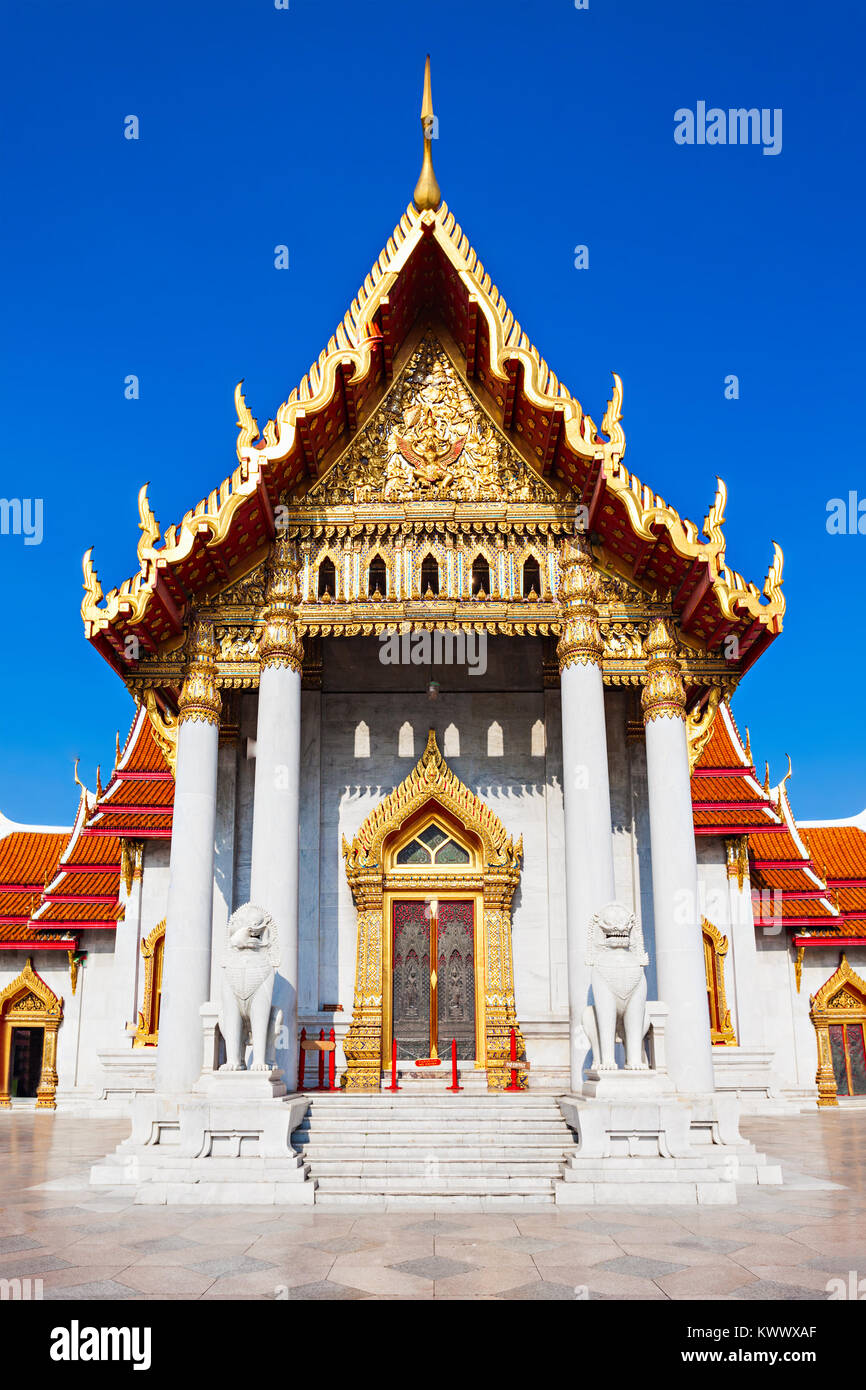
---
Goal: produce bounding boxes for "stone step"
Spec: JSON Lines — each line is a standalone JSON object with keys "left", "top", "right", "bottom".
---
{"left": 302, "top": 1105, "right": 564, "bottom": 1119}
{"left": 299, "top": 1158, "right": 566, "bottom": 1177}
{"left": 314, "top": 1192, "right": 556, "bottom": 1208}
{"left": 296, "top": 1142, "right": 571, "bottom": 1158}
{"left": 294, "top": 1116, "right": 569, "bottom": 1132}
{"left": 313, "top": 1175, "right": 556, "bottom": 1193}
{"left": 303, "top": 1095, "right": 560, "bottom": 1107}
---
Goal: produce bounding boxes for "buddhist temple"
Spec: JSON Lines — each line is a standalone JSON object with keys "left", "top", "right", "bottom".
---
{"left": 1, "top": 62, "right": 863, "bottom": 1205}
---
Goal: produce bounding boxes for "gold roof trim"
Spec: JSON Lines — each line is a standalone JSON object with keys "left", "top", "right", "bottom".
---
{"left": 82, "top": 192, "right": 784, "bottom": 641}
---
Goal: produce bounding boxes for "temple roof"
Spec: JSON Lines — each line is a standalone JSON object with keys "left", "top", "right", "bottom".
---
{"left": 81, "top": 66, "right": 785, "bottom": 688}
{"left": 0, "top": 706, "right": 173, "bottom": 947}
{"left": 692, "top": 702, "right": 866, "bottom": 940}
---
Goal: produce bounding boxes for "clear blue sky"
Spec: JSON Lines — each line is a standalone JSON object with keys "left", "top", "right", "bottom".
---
{"left": 2, "top": 0, "right": 864, "bottom": 824}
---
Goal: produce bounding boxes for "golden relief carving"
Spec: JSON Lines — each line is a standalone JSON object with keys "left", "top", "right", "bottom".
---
{"left": 556, "top": 536, "right": 603, "bottom": 671}
{"left": 299, "top": 337, "right": 557, "bottom": 509}
{"left": 141, "top": 689, "right": 178, "bottom": 778}
{"left": 810, "top": 956, "right": 866, "bottom": 1107}
{"left": 341, "top": 730, "right": 525, "bottom": 1091}
{"left": 725, "top": 836, "right": 749, "bottom": 891}
{"left": 702, "top": 918, "right": 737, "bottom": 1045}
{"left": 0, "top": 960, "right": 63, "bottom": 1110}
{"left": 258, "top": 536, "right": 304, "bottom": 673}
{"left": 687, "top": 688, "right": 722, "bottom": 773}
{"left": 178, "top": 618, "right": 222, "bottom": 727}
{"left": 132, "top": 919, "right": 165, "bottom": 1047}
{"left": 641, "top": 619, "right": 686, "bottom": 722}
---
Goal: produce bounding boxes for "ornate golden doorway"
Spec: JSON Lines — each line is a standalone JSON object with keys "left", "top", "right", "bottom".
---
{"left": 811, "top": 956, "right": 866, "bottom": 1106}
{"left": 342, "top": 730, "right": 525, "bottom": 1090}
{"left": 390, "top": 895, "right": 478, "bottom": 1064}
{"left": 0, "top": 960, "right": 63, "bottom": 1110}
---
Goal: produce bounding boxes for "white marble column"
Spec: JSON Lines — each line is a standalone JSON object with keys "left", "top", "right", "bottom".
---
{"left": 155, "top": 622, "right": 221, "bottom": 1093}
{"left": 557, "top": 538, "right": 616, "bottom": 1091}
{"left": 642, "top": 621, "right": 714, "bottom": 1093}
{"left": 250, "top": 537, "right": 304, "bottom": 1089}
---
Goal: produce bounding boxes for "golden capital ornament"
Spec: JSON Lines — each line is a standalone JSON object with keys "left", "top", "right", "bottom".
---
{"left": 641, "top": 619, "right": 686, "bottom": 722}
{"left": 556, "top": 536, "right": 603, "bottom": 671}
{"left": 259, "top": 534, "right": 305, "bottom": 673}
{"left": 178, "top": 618, "right": 222, "bottom": 726}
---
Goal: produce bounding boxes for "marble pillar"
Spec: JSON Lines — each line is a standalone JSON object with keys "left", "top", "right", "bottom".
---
{"left": 642, "top": 621, "right": 714, "bottom": 1093}
{"left": 249, "top": 536, "right": 304, "bottom": 1089}
{"left": 155, "top": 621, "right": 221, "bottom": 1093}
{"left": 557, "top": 538, "right": 616, "bottom": 1091}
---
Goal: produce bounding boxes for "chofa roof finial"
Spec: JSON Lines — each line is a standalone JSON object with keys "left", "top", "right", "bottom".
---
{"left": 413, "top": 55, "right": 441, "bottom": 213}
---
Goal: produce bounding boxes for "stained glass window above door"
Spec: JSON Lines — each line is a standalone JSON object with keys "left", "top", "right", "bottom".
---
{"left": 395, "top": 824, "right": 471, "bottom": 867}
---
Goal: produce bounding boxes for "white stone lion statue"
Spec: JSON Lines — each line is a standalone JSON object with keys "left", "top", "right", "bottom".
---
{"left": 219, "top": 903, "right": 280, "bottom": 1072}
{"left": 581, "top": 902, "right": 650, "bottom": 1071}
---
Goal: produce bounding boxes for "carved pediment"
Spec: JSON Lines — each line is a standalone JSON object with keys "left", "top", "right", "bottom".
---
{"left": 297, "top": 336, "right": 559, "bottom": 509}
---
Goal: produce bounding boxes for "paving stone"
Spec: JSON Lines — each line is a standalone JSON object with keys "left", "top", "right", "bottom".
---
{"left": 0, "top": 1235, "right": 42, "bottom": 1254}
{"left": 189, "top": 1254, "right": 276, "bottom": 1278}
{"left": 673, "top": 1236, "right": 746, "bottom": 1254}
{"left": 390, "top": 1255, "right": 478, "bottom": 1281}
{"left": 44, "top": 1279, "right": 138, "bottom": 1301}
{"left": 496, "top": 1235, "right": 565, "bottom": 1255}
{"left": 404, "top": 1219, "right": 464, "bottom": 1234}
{"left": 0, "top": 1254, "right": 73, "bottom": 1276}
{"left": 277, "top": 1279, "right": 368, "bottom": 1300}
{"left": 804, "top": 1255, "right": 866, "bottom": 1276}
{"left": 303, "top": 1235, "right": 378, "bottom": 1255}
{"left": 735, "top": 1279, "right": 826, "bottom": 1301}
{"left": 598, "top": 1254, "right": 688, "bottom": 1279}
{"left": 130, "top": 1236, "right": 201, "bottom": 1253}
{"left": 499, "top": 1279, "right": 584, "bottom": 1300}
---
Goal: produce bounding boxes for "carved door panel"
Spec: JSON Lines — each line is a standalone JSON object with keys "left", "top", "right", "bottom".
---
{"left": 392, "top": 901, "right": 431, "bottom": 1062}
{"left": 437, "top": 900, "right": 475, "bottom": 1061}
{"left": 829, "top": 1022, "right": 866, "bottom": 1097}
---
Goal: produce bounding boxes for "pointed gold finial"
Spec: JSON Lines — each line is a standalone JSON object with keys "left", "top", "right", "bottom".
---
{"left": 413, "top": 55, "right": 441, "bottom": 212}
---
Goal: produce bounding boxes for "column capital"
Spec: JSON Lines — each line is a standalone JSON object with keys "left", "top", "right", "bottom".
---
{"left": 556, "top": 536, "right": 603, "bottom": 671}
{"left": 641, "top": 619, "right": 686, "bottom": 722}
{"left": 178, "top": 618, "right": 222, "bottom": 727}
{"left": 259, "top": 535, "right": 304, "bottom": 673}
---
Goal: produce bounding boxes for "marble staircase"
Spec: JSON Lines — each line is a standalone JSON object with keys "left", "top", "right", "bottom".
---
{"left": 292, "top": 1092, "right": 576, "bottom": 1207}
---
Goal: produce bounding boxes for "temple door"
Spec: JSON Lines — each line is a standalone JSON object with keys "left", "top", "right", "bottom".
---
{"left": 829, "top": 1022, "right": 866, "bottom": 1096}
{"left": 437, "top": 900, "right": 475, "bottom": 1061}
{"left": 391, "top": 898, "right": 475, "bottom": 1062}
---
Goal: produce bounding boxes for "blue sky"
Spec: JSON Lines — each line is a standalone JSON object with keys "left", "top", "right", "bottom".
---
{"left": 1, "top": 0, "right": 864, "bottom": 824}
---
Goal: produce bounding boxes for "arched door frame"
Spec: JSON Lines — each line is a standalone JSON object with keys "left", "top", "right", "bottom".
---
{"left": 342, "top": 729, "right": 525, "bottom": 1090}
{"left": 811, "top": 955, "right": 866, "bottom": 1107}
{"left": 0, "top": 959, "right": 64, "bottom": 1110}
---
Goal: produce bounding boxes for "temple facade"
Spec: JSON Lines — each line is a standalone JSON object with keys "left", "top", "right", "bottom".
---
{"left": 1, "top": 66, "right": 864, "bottom": 1153}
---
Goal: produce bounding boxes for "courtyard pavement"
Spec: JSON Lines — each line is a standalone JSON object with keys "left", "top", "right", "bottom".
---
{"left": 0, "top": 1110, "right": 864, "bottom": 1299}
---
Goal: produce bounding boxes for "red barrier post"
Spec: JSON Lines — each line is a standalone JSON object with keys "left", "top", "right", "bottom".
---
{"left": 447, "top": 1037, "right": 462, "bottom": 1092}
{"left": 318, "top": 1028, "right": 326, "bottom": 1091}
{"left": 298, "top": 1027, "right": 307, "bottom": 1091}
{"left": 388, "top": 1036, "right": 401, "bottom": 1091}
{"left": 505, "top": 1026, "right": 521, "bottom": 1091}
{"left": 328, "top": 1027, "right": 336, "bottom": 1092}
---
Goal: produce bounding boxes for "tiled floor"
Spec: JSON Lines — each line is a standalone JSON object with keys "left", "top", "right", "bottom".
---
{"left": 1, "top": 1110, "right": 864, "bottom": 1299}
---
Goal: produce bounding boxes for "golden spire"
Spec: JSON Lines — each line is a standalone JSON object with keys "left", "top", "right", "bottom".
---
{"left": 413, "top": 55, "right": 441, "bottom": 212}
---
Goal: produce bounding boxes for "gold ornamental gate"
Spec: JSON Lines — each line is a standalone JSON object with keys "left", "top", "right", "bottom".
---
{"left": 341, "top": 730, "right": 526, "bottom": 1090}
